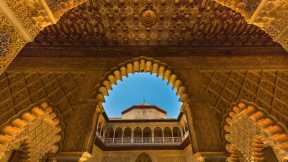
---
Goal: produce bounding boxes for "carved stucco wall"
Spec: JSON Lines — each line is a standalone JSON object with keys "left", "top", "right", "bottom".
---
{"left": 0, "top": 72, "right": 104, "bottom": 151}
{"left": 0, "top": 0, "right": 86, "bottom": 75}
{"left": 32, "top": 0, "right": 275, "bottom": 48}
{"left": 1, "top": 54, "right": 288, "bottom": 154}
{"left": 201, "top": 70, "right": 288, "bottom": 127}
{"left": 197, "top": 70, "right": 288, "bottom": 159}
{"left": 215, "top": 0, "right": 288, "bottom": 51}
{"left": 0, "top": 0, "right": 288, "bottom": 78}
{"left": 0, "top": 103, "right": 62, "bottom": 162}
{"left": 224, "top": 102, "right": 288, "bottom": 161}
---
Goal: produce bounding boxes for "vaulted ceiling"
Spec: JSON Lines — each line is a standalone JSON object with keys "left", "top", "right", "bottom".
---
{"left": 30, "top": 0, "right": 277, "bottom": 47}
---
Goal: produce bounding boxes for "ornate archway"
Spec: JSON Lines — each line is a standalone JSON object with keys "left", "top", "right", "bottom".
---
{"left": 135, "top": 153, "right": 152, "bottom": 162}
{"left": 0, "top": 0, "right": 287, "bottom": 76}
{"left": 224, "top": 101, "right": 288, "bottom": 162}
{"left": 0, "top": 102, "right": 62, "bottom": 162}
{"left": 95, "top": 57, "right": 190, "bottom": 108}
{"left": 85, "top": 56, "right": 193, "bottom": 151}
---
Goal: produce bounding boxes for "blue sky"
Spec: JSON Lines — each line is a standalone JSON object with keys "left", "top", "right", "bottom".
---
{"left": 103, "top": 72, "right": 182, "bottom": 118}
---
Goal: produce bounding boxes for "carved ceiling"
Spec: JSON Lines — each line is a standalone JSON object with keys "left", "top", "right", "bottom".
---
{"left": 29, "top": 0, "right": 278, "bottom": 47}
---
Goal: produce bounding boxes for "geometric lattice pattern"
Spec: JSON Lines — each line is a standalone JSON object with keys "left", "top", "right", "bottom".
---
{"left": 230, "top": 115, "right": 261, "bottom": 162}
{"left": 0, "top": 72, "right": 96, "bottom": 151}
{"left": 0, "top": 11, "right": 26, "bottom": 76}
{"left": 0, "top": 0, "right": 86, "bottom": 75}
{"left": 201, "top": 70, "right": 288, "bottom": 125}
{"left": 0, "top": 72, "right": 81, "bottom": 121}
{"left": 225, "top": 102, "right": 288, "bottom": 162}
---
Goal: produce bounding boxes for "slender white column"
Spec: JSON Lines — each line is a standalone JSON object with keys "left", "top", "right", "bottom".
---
{"left": 121, "top": 128, "right": 124, "bottom": 143}
{"left": 113, "top": 128, "right": 115, "bottom": 143}
{"left": 180, "top": 127, "right": 184, "bottom": 141}
{"left": 151, "top": 127, "right": 154, "bottom": 143}
{"left": 103, "top": 128, "right": 106, "bottom": 139}
{"left": 141, "top": 128, "right": 144, "bottom": 143}
{"left": 96, "top": 122, "right": 100, "bottom": 135}
{"left": 162, "top": 128, "right": 165, "bottom": 143}
{"left": 131, "top": 128, "right": 134, "bottom": 143}
{"left": 100, "top": 125, "right": 104, "bottom": 137}
{"left": 171, "top": 127, "right": 174, "bottom": 143}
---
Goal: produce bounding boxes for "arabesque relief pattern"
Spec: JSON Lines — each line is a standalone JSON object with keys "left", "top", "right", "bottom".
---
{"left": 224, "top": 101, "right": 288, "bottom": 161}
{"left": 0, "top": 0, "right": 85, "bottom": 75}
{"left": 215, "top": 0, "right": 288, "bottom": 51}
{"left": 0, "top": 0, "right": 288, "bottom": 77}
{"left": 32, "top": 0, "right": 275, "bottom": 47}
{"left": 0, "top": 102, "right": 61, "bottom": 162}
{"left": 0, "top": 12, "right": 26, "bottom": 77}
{"left": 201, "top": 70, "right": 288, "bottom": 126}
{"left": 0, "top": 72, "right": 95, "bottom": 151}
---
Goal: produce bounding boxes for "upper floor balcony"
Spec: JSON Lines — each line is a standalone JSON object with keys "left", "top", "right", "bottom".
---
{"left": 95, "top": 126, "right": 190, "bottom": 146}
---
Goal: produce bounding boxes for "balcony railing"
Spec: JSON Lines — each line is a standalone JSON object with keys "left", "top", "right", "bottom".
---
{"left": 96, "top": 131, "right": 190, "bottom": 146}
{"left": 100, "top": 136, "right": 185, "bottom": 145}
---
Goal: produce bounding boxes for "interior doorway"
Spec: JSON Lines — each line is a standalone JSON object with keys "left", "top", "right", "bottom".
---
{"left": 135, "top": 153, "right": 152, "bottom": 162}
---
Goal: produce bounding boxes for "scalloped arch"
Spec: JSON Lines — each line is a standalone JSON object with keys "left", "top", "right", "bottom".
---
{"left": 0, "top": 102, "right": 62, "bottom": 162}
{"left": 224, "top": 101, "right": 288, "bottom": 161}
{"left": 95, "top": 56, "right": 190, "bottom": 110}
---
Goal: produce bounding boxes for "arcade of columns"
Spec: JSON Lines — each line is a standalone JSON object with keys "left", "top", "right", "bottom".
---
{"left": 94, "top": 112, "right": 190, "bottom": 145}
